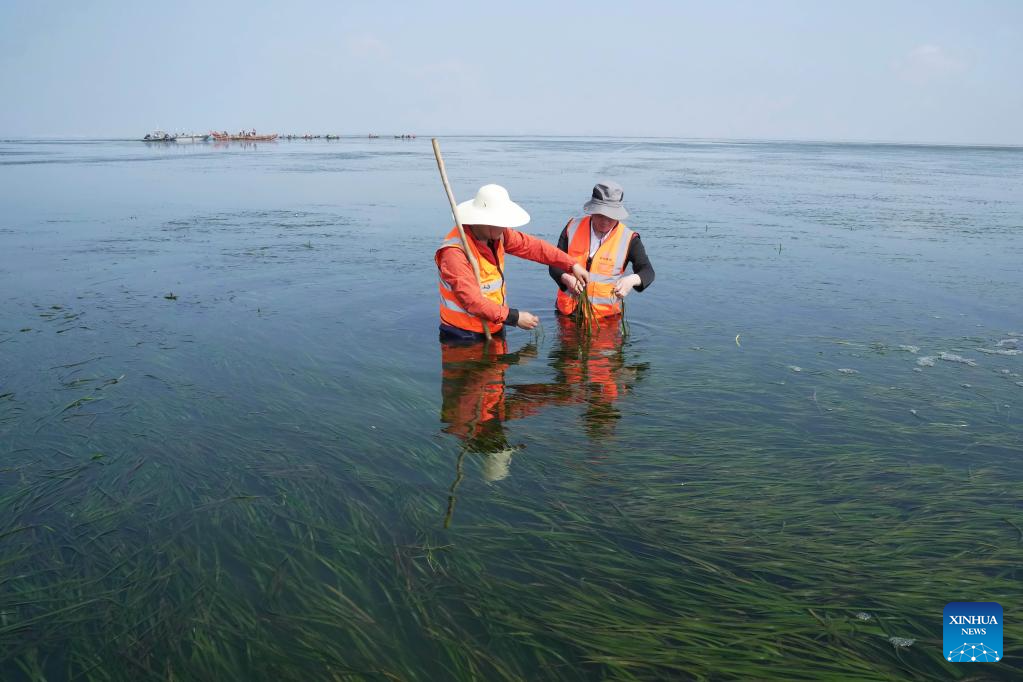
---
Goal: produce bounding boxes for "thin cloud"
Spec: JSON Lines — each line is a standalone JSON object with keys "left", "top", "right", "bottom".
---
{"left": 408, "top": 59, "right": 480, "bottom": 95}
{"left": 412, "top": 60, "right": 474, "bottom": 81}
{"left": 346, "top": 35, "right": 389, "bottom": 60}
{"left": 894, "top": 45, "right": 967, "bottom": 83}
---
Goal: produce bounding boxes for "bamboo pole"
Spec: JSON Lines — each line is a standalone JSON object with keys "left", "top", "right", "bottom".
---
{"left": 431, "top": 138, "right": 491, "bottom": 342}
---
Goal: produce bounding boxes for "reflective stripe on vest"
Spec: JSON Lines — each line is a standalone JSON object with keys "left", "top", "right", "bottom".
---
{"left": 436, "top": 227, "right": 506, "bottom": 333}
{"left": 555, "top": 216, "right": 634, "bottom": 318}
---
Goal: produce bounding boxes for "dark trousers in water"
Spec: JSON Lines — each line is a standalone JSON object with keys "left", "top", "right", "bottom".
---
{"left": 438, "top": 323, "right": 506, "bottom": 344}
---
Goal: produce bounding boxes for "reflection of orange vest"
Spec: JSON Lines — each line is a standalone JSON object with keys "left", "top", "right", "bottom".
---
{"left": 440, "top": 339, "right": 509, "bottom": 440}
{"left": 557, "top": 317, "right": 621, "bottom": 403}
{"left": 436, "top": 227, "right": 506, "bottom": 333}
{"left": 556, "top": 217, "right": 635, "bottom": 318}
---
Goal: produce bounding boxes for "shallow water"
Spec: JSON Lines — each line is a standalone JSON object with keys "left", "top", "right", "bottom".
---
{"left": 1, "top": 137, "right": 1022, "bottom": 680}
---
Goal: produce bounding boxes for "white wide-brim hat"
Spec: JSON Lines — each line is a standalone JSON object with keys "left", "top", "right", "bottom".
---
{"left": 455, "top": 184, "right": 530, "bottom": 228}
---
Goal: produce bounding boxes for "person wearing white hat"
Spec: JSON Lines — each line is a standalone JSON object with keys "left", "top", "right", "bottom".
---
{"left": 436, "top": 184, "right": 589, "bottom": 342}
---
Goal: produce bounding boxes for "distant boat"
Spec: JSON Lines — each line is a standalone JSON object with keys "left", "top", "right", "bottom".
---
{"left": 211, "top": 132, "right": 279, "bottom": 142}
{"left": 142, "top": 130, "right": 174, "bottom": 141}
{"left": 174, "top": 133, "right": 210, "bottom": 143}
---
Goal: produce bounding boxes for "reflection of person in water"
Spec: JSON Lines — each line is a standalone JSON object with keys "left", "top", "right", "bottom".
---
{"left": 440, "top": 338, "right": 542, "bottom": 484}
{"left": 510, "top": 317, "right": 648, "bottom": 440}
{"left": 440, "top": 324, "right": 647, "bottom": 526}
{"left": 441, "top": 320, "right": 648, "bottom": 472}
{"left": 441, "top": 337, "right": 547, "bottom": 527}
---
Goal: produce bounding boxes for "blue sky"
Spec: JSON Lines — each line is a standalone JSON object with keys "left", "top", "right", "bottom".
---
{"left": 1, "top": 0, "right": 1020, "bottom": 143}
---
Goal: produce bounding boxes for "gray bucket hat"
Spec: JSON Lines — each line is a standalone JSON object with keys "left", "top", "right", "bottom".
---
{"left": 582, "top": 180, "right": 629, "bottom": 220}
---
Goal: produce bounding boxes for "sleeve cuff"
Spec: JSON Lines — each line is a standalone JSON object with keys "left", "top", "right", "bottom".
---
{"left": 504, "top": 308, "right": 519, "bottom": 327}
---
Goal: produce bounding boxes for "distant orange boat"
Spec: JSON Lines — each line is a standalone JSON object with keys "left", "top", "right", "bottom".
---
{"left": 211, "top": 131, "right": 279, "bottom": 142}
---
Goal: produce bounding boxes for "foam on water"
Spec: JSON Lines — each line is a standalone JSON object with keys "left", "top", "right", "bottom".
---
{"left": 938, "top": 352, "right": 978, "bottom": 367}
{"left": 917, "top": 357, "right": 936, "bottom": 367}
{"left": 837, "top": 368, "right": 859, "bottom": 375}
{"left": 889, "top": 637, "right": 915, "bottom": 649}
{"left": 978, "top": 348, "right": 1022, "bottom": 356}
{"left": 897, "top": 345, "right": 920, "bottom": 354}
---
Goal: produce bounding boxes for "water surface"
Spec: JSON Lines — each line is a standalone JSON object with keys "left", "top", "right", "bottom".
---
{"left": 1, "top": 137, "right": 1021, "bottom": 680}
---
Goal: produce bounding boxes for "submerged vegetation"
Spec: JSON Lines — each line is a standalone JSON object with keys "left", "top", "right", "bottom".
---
{"left": 1, "top": 351, "right": 1021, "bottom": 680}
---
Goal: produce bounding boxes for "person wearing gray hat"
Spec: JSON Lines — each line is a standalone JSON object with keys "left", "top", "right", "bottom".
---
{"left": 549, "top": 180, "right": 655, "bottom": 318}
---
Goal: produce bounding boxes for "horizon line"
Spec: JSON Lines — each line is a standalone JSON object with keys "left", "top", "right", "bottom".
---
{"left": 1, "top": 133, "right": 1021, "bottom": 150}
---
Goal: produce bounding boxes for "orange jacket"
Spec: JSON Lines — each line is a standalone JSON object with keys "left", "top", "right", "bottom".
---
{"left": 436, "top": 228, "right": 576, "bottom": 328}
{"left": 437, "top": 227, "right": 508, "bottom": 333}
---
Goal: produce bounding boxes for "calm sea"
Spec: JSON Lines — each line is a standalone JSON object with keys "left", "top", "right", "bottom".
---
{"left": 1, "top": 137, "right": 1021, "bottom": 680}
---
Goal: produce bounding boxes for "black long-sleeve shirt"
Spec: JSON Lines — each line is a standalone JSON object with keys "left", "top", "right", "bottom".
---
{"left": 548, "top": 224, "right": 655, "bottom": 292}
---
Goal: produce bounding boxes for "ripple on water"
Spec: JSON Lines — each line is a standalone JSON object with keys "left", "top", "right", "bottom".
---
{"left": 917, "top": 357, "right": 936, "bottom": 367}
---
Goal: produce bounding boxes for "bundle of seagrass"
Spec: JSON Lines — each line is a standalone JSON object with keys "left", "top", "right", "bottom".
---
{"left": 572, "top": 284, "right": 600, "bottom": 336}
{"left": 618, "top": 295, "right": 630, "bottom": 337}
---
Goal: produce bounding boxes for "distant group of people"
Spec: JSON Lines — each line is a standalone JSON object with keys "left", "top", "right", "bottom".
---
{"left": 214, "top": 129, "right": 259, "bottom": 137}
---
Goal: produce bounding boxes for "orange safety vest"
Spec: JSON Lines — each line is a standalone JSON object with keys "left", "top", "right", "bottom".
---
{"left": 555, "top": 216, "right": 635, "bottom": 318}
{"left": 436, "top": 227, "right": 506, "bottom": 334}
